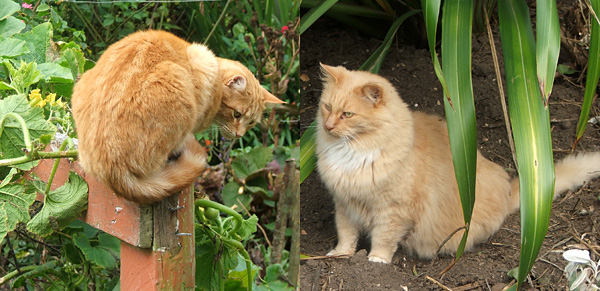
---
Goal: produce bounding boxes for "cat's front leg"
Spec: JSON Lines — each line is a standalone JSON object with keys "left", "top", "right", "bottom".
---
{"left": 326, "top": 208, "right": 359, "bottom": 257}
{"left": 367, "top": 222, "right": 408, "bottom": 263}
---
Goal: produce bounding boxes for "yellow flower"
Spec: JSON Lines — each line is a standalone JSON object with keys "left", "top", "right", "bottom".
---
{"left": 28, "top": 89, "right": 45, "bottom": 107}
{"left": 45, "top": 93, "right": 56, "bottom": 104}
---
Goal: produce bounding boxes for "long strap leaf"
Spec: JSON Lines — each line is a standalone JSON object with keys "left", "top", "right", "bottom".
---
{"left": 299, "top": 0, "right": 339, "bottom": 35}
{"left": 574, "top": 0, "right": 600, "bottom": 147}
{"left": 440, "top": 0, "right": 476, "bottom": 262}
{"left": 536, "top": 0, "right": 560, "bottom": 104}
{"left": 498, "top": 1, "right": 556, "bottom": 289}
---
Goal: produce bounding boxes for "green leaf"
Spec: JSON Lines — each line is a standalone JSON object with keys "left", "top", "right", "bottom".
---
{"left": 60, "top": 48, "right": 85, "bottom": 80}
{"left": 12, "top": 22, "right": 52, "bottom": 64}
{"left": 3, "top": 60, "right": 41, "bottom": 94}
{"left": 73, "top": 232, "right": 120, "bottom": 269}
{"left": 0, "top": 0, "right": 20, "bottom": 21}
{"left": 421, "top": 0, "right": 450, "bottom": 102}
{"left": 299, "top": 125, "right": 317, "bottom": 184}
{"left": 299, "top": 0, "right": 338, "bottom": 34}
{"left": 226, "top": 252, "right": 260, "bottom": 290}
{"left": 221, "top": 181, "right": 252, "bottom": 212}
{"left": 536, "top": 0, "right": 560, "bottom": 102}
{"left": 0, "top": 183, "right": 36, "bottom": 243}
{"left": 0, "top": 38, "right": 28, "bottom": 58}
{"left": 37, "top": 62, "right": 73, "bottom": 82}
{"left": 498, "top": 0, "right": 555, "bottom": 288}
{"left": 27, "top": 171, "right": 89, "bottom": 237}
{"left": 235, "top": 214, "right": 258, "bottom": 239}
{"left": 575, "top": 0, "right": 600, "bottom": 145}
{"left": 440, "top": 0, "right": 476, "bottom": 259}
{"left": 231, "top": 147, "right": 273, "bottom": 181}
{"left": 0, "top": 16, "right": 25, "bottom": 38}
{"left": 0, "top": 94, "right": 56, "bottom": 170}
{"left": 0, "top": 204, "right": 7, "bottom": 244}
{"left": 360, "top": 10, "right": 420, "bottom": 73}
{"left": 195, "top": 235, "right": 217, "bottom": 291}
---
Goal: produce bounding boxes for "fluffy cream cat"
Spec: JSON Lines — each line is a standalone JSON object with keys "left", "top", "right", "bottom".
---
{"left": 316, "top": 64, "right": 600, "bottom": 263}
{"left": 72, "top": 30, "right": 283, "bottom": 204}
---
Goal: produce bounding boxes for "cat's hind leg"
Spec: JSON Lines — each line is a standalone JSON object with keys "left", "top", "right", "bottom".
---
{"left": 327, "top": 208, "right": 360, "bottom": 257}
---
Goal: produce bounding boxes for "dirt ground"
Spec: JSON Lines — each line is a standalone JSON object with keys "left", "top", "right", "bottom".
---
{"left": 299, "top": 11, "right": 600, "bottom": 291}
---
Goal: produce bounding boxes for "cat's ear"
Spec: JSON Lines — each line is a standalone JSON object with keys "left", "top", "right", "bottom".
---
{"left": 319, "top": 63, "right": 339, "bottom": 83}
{"left": 226, "top": 75, "right": 247, "bottom": 91}
{"left": 262, "top": 87, "right": 285, "bottom": 104}
{"left": 361, "top": 84, "right": 383, "bottom": 104}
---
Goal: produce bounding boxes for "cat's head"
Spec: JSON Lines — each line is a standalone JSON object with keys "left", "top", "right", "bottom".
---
{"left": 215, "top": 58, "right": 284, "bottom": 139}
{"left": 318, "top": 63, "right": 408, "bottom": 142}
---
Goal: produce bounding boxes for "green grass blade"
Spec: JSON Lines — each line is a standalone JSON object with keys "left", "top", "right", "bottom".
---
{"left": 421, "top": 0, "right": 450, "bottom": 102}
{"left": 300, "top": 13, "right": 416, "bottom": 183}
{"left": 536, "top": 0, "right": 560, "bottom": 103}
{"left": 575, "top": 0, "right": 600, "bottom": 145}
{"left": 498, "top": 0, "right": 555, "bottom": 289}
{"left": 299, "top": 0, "right": 339, "bottom": 35}
{"left": 301, "top": 0, "right": 394, "bottom": 21}
{"left": 440, "top": 0, "right": 476, "bottom": 260}
{"left": 360, "top": 10, "right": 420, "bottom": 72}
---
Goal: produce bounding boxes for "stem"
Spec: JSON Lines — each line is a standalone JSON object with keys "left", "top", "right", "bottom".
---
{"left": 0, "top": 113, "right": 32, "bottom": 152}
{"left": 0, "top": 265, "right": 37, "bottom": 285}
{"left": 195, "top": 199, "right": 243, "bottom": 237}
{"left": 44, "top": 140, "right": 69, "bottom": 197}
{"left": 0, "top": 150, "right": 77, "bottom": 167}
{"left": 222, "top": 237, "right": 253, "bottom": 291}
{"left": 204, "top": 0, "right": 233, "bottom": 44}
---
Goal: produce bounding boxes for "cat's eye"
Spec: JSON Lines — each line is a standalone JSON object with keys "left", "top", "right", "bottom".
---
{"left": 233, "top": 110, "right": 242, "bottom": 118}
{"left": 343, "top": 112, "right": 354, "bottom": 118}
{"left": 323, "top": 103, "right": 332, "bottom": 112}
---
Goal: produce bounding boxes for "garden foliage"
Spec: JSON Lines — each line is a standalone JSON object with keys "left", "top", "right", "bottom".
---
{"left": 0, "top": 0, "right": 299, "bottom": 289}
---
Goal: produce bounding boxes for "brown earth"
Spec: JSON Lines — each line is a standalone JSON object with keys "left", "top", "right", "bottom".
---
{"left": 299, "top": 13, "right": 600, "bottom": 291}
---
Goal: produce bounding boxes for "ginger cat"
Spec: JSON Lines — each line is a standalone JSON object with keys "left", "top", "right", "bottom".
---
{"left": 316, "top": 64, "right": 600, "bottom": 263}
{"left": 71, "top": 30, "right": 283, "bottom": 204}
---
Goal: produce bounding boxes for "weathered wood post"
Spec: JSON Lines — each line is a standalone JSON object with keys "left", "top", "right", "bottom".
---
{"left": 35, "top": 158, "right": 196, "bottom": 290}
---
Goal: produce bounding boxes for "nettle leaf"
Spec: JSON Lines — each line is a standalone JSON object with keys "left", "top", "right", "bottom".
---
{"left": 0, "top": 38, "right": 29, "bottom": 58}
{"left": 0, "top": 16, "right": 26, "bottom": 38}
{"left": 27, "top": 171, "right": 88, "bottom": 237}
{"left": 73, "top": 232, "right": 120, "bottom": 269}
{"left": 231, "top": 147, "right": 273, "bottom": 181}
{"left": 0, "top": 183, "right": 36, "bottom": 243}
{"left": 0, "top": 0, "right": 19, "bottom": 21}
{"left": 221, "top": 181, "right": 252, "bottom": 212}
{"left": 195, "top": 237, "right": 217, "bottom": 291}
{"left": 0, "top": 95, "right": 56, "bottom": 170}
{"left": 12, "top": 22, "right": 52, "bottom": 64}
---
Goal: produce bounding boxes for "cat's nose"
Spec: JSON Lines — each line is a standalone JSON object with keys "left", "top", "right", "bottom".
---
{"left": 325, "top": 124, "right": 335, "bottom": 131}
{"left": 235, "top": 132, "right": 242, "bottom": 138}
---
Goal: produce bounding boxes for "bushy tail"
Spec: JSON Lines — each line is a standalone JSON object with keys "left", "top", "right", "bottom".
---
{"left": 510, "top": 152, "right": 600, "bottom": 208}
{"left": 554, "top": 152, "right": 600, "bottom": 195}
{"left": 109, "top": 137, "right": 206, "bottom": 205}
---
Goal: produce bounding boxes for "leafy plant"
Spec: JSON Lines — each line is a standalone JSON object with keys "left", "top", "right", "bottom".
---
{"left": 563, "top": 249, "right": 600, "bottom": 290}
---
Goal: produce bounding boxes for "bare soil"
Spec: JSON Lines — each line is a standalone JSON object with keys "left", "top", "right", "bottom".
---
{"left": 299, "top": 13, "right": 600, "bottom": 291}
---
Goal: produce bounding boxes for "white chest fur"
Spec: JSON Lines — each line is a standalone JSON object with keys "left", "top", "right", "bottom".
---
{"left": 318, "top": 139, "right": 381, "bottom": 173}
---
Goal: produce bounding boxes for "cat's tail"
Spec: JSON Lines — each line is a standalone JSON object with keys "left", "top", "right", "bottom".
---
{"left": 109, "top": 137, "right": 206, "bottom": 205}
{"left": 510, "top": 152, "right": 600, "bottom": 208}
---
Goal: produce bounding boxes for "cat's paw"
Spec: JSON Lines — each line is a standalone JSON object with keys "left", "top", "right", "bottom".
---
{"left": 367, "top": 256, "right": 391, "bottom": 264}
{"left": 326, "top": 249, "right": 354, "bottom": 257}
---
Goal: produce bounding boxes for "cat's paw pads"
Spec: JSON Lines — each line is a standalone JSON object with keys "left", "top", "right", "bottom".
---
{"left": 367, "top": 256, "right": 390, "bottom": 264}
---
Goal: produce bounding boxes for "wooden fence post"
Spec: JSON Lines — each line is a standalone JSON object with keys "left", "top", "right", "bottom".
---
{"left": 34, "top": 158, "right": 196, "bottom": 290}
